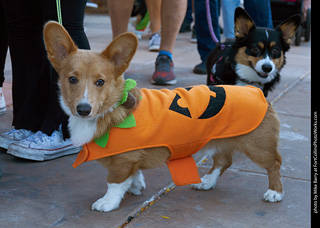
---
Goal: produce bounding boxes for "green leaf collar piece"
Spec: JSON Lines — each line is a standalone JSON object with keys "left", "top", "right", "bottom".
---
{"left": 119, "top": 79, "right": 137, "bottom": 105}
{"left": 94, "top": 79, "right": 137, "bottom": 148}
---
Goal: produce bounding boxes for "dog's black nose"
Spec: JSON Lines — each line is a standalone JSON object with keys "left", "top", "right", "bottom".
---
{"left": 77, "top": 103, "right": 92, "bottom": 116}
{"left": 262, "top": 63, "right": 273, "bottom": 73}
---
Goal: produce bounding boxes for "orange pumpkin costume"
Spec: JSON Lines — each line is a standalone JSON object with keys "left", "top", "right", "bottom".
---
{"left": 73, "top": 85, "right": 268, "bottom": 186}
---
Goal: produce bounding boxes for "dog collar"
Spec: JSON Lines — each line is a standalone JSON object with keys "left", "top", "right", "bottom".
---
{"left": 94, "top": 79, "right": 137, "bottom": 148}
{"left": 99, "top": 79, "right": 137, "bottom": 115}
{"left": 118, "top": 79, "right": 137, "bottom": 106}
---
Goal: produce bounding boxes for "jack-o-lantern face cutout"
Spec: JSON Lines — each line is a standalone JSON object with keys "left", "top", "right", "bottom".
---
{"left": 169, "top": 86, "right": 226, "bottom": 119}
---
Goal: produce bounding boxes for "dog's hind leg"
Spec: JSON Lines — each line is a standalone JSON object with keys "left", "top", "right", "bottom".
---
{"left": 239, "top": 105, "right": 283, "bottom": 202}
{"left": 263, "top": 153, "right": 283, "bottom": 202}
{"left": 244, "top": 146, "right": 283, "bottom": 202}
{"left": 192, "top": 147, "right": 233, "bottom": 191}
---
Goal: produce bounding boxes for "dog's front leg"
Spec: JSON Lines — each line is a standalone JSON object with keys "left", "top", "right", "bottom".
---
{"left": 91, "top": 177, "right": 133, "bottom": 212}
{"left": 128, "top": 170, "right": 146, "bottom": 195}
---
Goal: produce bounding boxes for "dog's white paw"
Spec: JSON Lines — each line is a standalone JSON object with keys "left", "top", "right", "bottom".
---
{"left": 129, "top": 171, "right": 146, "bottom": 196}
{"left": 191, "top": 168, "right": 221, "bottom": 190}
{"left": 91, "top": 197, "right": 120, "bottom": 212}
{"left": 263, "top": 189, "right": 284, "bottom": 202}
{"left": 192, "top": 181, "right": 215, "bottom": 190}
{"left": 92, "top": 178, "right": 133, "bottom": 212}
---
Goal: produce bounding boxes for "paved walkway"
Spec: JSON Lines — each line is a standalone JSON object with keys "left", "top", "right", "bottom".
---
{"left": 0, "top": 13, "right": 311, "bottom": 228}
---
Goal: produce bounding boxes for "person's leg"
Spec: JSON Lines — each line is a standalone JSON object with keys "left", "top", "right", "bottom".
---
{"left": 46, "top": 0, "right": 90, "bottom": 49}
{"left": 41, "top": 0, "right": 90, "bottom": 137}
{"left": 0, "top": 2, "right": 6, "bottom": 115}
{"left": 107, "top": 0, "right": 134, "bottom": 39}
{"left": 3, "top": 0, "right": 89, "bottom": 159}
{"left": 180, "top": 0, "right": 193, "bottom": 32}
{"left": 0, "top": 0, "right": 7, "bottom": 115}
{"left": 194, "top": 0, "right": 220, "bottom": 74}
{"left": 244, "top": 0, "right": 273, "bottom": 28}
{"left": 159, "top": 0, "right": 187, "bottom": 54}
{"left": 0, "top": 0, "right": 8, "bottom": 88}
{"left": 0, "top": 0, "right": 50, "bottom": 149}
{"left": 2, "top": 0, "right": 50, "bottom": 132}
{"left": 145, "top": 0, "right": 161, "bottom": 34}
{"left": 151, "top": 0, "right": 187, "bottom": 85}
{"left": 221, "top": 0, "right": 240, "bottom": 39}
{"left": 145, "top": 0, "right": 162, "bottom": 52}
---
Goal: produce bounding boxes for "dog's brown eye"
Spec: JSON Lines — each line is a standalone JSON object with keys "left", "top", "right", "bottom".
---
{"left": 96, "top": 79, "right": 105, "bottom": 87}
{"left": 271, "top": 48, "right": 279, "bottom": 54}
{"left": 69, "top": 76, "right": 78, "bottom": 84}
{"left": 251, "top": 46, "right": 260, "bottom": 55}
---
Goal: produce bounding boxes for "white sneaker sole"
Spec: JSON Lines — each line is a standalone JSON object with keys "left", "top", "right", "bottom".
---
{"left": 151, "top": 78, "right": 177, "bottom": 85}
{"left": 0, "top": 131, "right": 34, "bottom": 150}
{"left": 7, "top": 144, "right": 81, "bottom": 161}
{"left": 148, "top": 45, "right": 160, "bottom": 52}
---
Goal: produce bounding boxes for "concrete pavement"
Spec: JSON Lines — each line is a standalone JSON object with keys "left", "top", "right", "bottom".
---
{"left": 0, "top": 13, "right": 311, "bottom": 228}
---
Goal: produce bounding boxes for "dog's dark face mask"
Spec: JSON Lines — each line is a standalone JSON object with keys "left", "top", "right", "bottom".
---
{"left": 245, "top": 29, "right": 282, "bottom": 59}
{"left": 234, "top": 7, "right": 301, "bottom": 78}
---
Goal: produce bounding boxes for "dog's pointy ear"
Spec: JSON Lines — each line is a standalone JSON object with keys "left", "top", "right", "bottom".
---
{"left": 101, "top": 32, "right": 138, "bottom": 76}
{"left": 234, "top": 7, "right": 256, "bottom": 38}
{"left": 43, "top": 21, "right": 78, "bottom": 72}
{"left": 276, "top": 14, "right": 301, "bottom": 45}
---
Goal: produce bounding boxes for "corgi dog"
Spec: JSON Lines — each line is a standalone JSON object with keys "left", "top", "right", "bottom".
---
{"left": 44, "top": 21, "right": 283, "bottom": 213}
{"left": 206, "top": 7, "right": 301, "bottom": 97}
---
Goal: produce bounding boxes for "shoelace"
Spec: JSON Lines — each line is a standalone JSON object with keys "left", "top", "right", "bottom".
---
{"left": 150, "top": 33, "right": 161, "bottom": 45}
{"left": 26, "top": 130, "right": 66, "bottom": 145}
{"left": 5, "top": 129, "right": 29, "bottom": 136}
{"left": 156, "top": 56, "right": 172, "bottom": 72}
{"left": 26, "top": 131, "right": 51, "bottom": 144}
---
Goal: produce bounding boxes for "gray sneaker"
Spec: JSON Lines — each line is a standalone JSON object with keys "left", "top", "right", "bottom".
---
{"left": 148, "top": 33, "right": 161, "bottom": 51}
{"left": 0, "top": 129, "right": 34, "bottom": 150}
{"left": 151, "top": 55, "right": 177, "bottom": 85}
{"left": 7, "top": 128, "right": 80, "bottom": 161}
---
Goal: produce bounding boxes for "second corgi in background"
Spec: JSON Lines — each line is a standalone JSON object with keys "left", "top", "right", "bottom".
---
{"left": 206, "top": 7, "right": 301, "bottom": 97}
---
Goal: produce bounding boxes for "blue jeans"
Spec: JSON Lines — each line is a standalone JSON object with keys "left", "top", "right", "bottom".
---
{"left": 221, "top": 0, "right": 240, "bottom": 39}
{"left": 183, "top": 0, "right": 193, "bottom": 25}
{"left": 194, "top": 0, "right": 220, "bottom": 63}
{"left": 221, "top": 0, "right": 273, "bottom": 39}
{"left": 244, "top": 0, "right": 273, "bottom": 28}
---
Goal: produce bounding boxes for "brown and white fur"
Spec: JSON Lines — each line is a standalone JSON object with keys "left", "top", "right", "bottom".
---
{"left": 44, "top": 21, "right": 283, "bottom": 212}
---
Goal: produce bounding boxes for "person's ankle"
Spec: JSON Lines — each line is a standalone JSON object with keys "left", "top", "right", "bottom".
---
{"left": 158, "top": 50, "right": 173, "bottom": 61}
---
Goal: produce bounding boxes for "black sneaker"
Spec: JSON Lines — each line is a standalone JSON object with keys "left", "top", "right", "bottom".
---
{"left": 193, "top": 61, "right": 207, "bottom": 74}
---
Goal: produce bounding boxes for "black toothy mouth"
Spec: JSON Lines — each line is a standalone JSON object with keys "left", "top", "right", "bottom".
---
{"left": 249, "top": 61, "right": 269, "bottom": 78}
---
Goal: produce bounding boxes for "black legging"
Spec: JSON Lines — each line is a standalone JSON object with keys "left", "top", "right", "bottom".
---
{"left": 0, "top": 0, "right": 7, "bottom": 88}
{"left": 1, "top": 0, "right": 90, "bottom": 137}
